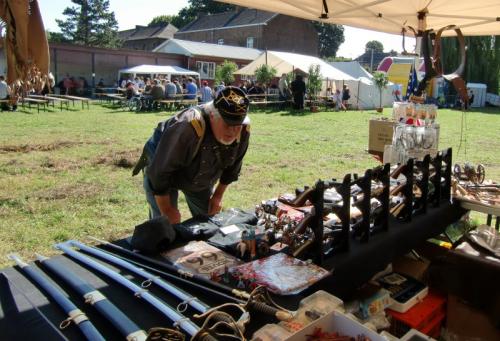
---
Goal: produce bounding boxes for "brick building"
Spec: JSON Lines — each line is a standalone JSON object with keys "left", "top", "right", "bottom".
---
{"left": 174, "top": 8, "right": 318, "bottom": 56}
{"left": 49, "top": 43, "right": 184, "bottom": 86}
{"left": 118, "top": 23, "right": 178, "bottom": 51}
{"left": 154, "top": 38, "right": 262, "bottom": 86}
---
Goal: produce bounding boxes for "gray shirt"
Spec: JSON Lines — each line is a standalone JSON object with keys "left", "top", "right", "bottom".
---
{"left": 147, "top": 108, "right": 250, "bottom": 195}
{"left": 166, "top": 83, "right": 177, "bottom": 98}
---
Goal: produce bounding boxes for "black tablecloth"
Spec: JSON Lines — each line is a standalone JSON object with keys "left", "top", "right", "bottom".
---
{"left": 0, "top": 202, "right": 467, "bottom": 340}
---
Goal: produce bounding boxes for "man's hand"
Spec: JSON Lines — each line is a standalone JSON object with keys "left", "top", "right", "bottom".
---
{"left": 155, "top": 195, "right": 181, "bottom": 224}
{"left": 164, "top": 207, "right": 181, "bottom": 224}
{"left": 208, "top": 195, "right": 222, "bottom": 216}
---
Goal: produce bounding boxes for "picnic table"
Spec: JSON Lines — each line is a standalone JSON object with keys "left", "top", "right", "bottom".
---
{"left": 49, "top": 94, "right": 90, "bottom": 109}
{"left": 247, "top": 93, "right": 287, "bottom": 108}
{"left": 19, "top": 97, "right": 49, "bottom": 113}
{"left": 28, "top": 95, "right": 70, "bottom": 111}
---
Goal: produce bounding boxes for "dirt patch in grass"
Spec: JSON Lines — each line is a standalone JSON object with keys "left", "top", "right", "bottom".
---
{"left": 40, "top": 158, "right": 81, "bottom": 171}
{"left": 34, "top": 183, "right": 103, "bottom": 200}
{"left": 93, "top": 149, "right": 141, "bottom": 169}
{"left": 0, "top": 141, "right": 84, "bottom": 153}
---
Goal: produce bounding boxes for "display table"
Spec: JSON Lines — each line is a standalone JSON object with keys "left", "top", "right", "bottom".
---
{"left": 0, "top": 202, "right": 467, "bottom": 340}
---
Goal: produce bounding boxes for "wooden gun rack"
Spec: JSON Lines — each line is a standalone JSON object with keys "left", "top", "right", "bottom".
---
{"left": 306, "top": 148, "right": 453, "bottom": 265}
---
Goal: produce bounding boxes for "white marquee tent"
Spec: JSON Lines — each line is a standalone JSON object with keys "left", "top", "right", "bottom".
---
{"left": 118, "top": 65, "right": 199, "bottom": 80}
{"left": 236, "top": 51, "right": 355, "bottom": 81}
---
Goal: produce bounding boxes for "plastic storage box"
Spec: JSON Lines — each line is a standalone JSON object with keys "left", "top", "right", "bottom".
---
{"left": 387, "top": 290, "right": 446, "bottom": 338}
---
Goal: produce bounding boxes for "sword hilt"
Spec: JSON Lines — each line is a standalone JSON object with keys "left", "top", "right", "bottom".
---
{"left": 247, "top": 300, "right": 293, "bottom": 321}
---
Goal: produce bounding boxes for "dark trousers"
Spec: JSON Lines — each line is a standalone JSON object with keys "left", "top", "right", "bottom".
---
{"left": 293, "top": 93, "right": 304, "bottom": 109}
{"left": 143, "top": 172, "right": 212, "bottom": 220}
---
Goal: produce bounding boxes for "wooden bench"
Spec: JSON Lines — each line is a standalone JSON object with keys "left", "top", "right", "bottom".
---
{"left": 28, "top": 95, "right": 70, "bottom": 111}
{"left": 20, "top": 98, "right": 48, "bottom": 113}
{"left": 0, "top": 99, "right": 11, "bottom": 111}
{"left": 156, "top": 98, "right": 198, "bottom": 111}
{"left": 49, "top": 94, "right": 90, "bottom": 109}
{"left": 105, "top": 94, "right": 126, "bottom": 105}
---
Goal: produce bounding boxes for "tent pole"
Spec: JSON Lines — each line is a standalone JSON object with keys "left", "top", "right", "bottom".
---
{"left": 357, "top": 79, "right": 360, "bottom": 110}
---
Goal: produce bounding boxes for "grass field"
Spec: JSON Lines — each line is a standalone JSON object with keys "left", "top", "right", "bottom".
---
{"left": 0, "top": 103, "right": 499, "bottom": 266}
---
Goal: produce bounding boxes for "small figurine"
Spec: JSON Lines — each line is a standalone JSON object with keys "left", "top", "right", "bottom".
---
{"left": 210, "top": 271, "right": 221, "bottom": 282}
{"left": 236, "top": 276, "right": 245, "bottom": 289}
{"left": 222, "top": 265, "right": 230, "bottom": 284}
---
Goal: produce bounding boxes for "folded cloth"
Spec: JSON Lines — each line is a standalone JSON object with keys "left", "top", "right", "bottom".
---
{"left": 131, "top": 216, "right": 176, "bottom": 254}
{"left": 174, "top": 208, "right": 258, "bottom": 241}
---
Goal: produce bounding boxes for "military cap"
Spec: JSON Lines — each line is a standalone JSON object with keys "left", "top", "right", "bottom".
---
{"left": 214, "top": 86, "right": 249, "bottom": 126}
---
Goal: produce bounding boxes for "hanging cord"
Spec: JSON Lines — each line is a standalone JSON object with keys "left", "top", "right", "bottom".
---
{"left": 456, "top": 108, "right": 468, "bottom": 160}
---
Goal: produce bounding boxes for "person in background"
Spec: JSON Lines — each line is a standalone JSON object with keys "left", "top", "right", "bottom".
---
{"left": 215, "top": 81, "right": 225, "bottom": 97}
{"left": 97, "top": 78, "right": 105, "bottom": 88}
{"left": 291, "top": 74, "right": 306, "bottom": 110}
{"left": 173, "top": 79, "right": 182, "bottom": 95}
{"left": 468, "top": 89, "right": 475, "bottom": 108}
{"left": 333, "top": 89, "right": 342, "bottom": 111}
{"left": 200, "top": 81, "right": 213, "bottom": 103}
{"left": 278, "top": 74, "right": 288, "bottom": 99}
{"left": 63, "top": 74, "right": 73, "bottom": 95}
{"left": 165, "top": 80, "right": 177, "bottom": 99}
{"left": 278, "top": 73, "right": 289, "bottom": 109}
{"left": 0, "top": 75, "right": 10, "bottom": 111}
{"left": 341, "top": 84, "right": 350, "bottom": 111}
{"left": 240, "top": 81, "right": 248, "bottom": 94}
{"left": 186, "top": 77, "right": 198, "bottom": 100}
{"left": 125, "top": 81, "right": 138, "bottom": 99}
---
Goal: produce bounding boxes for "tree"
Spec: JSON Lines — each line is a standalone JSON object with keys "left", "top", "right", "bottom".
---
{"left": 373, "top": 71, "right": 389, "bottom": 109}
{"left": 215, "top": 60, "right": 238, "bottom": 85}
{"left": 46, "top": 31, "right": 69, "bottom": 43}
{"left": 365, "top": 40, "right": 384, "bottom": 53}
{"left": 255, "top": 64, "right": 277, "bottom": 90}
{"left": 56, "top": 0, "right": 119, "bottom": 48}
{"left": 148, "top": 15, "right": 176, "bottom": 27}
{"left": 441, "top": 35, "right": 500, "bottom": 94}
{"left": 169, "top": 0, "right": 235, "bottom": 29}
{"left": 306, "top": 64, "right": 322, "bottom": 101}
{"left": 313, "top": 22, "right": 345, "bottom": 58}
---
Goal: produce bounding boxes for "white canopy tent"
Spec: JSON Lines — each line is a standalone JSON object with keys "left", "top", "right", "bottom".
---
{"left": 216, "top": 1, "right": 500, "bottom": 36}
{"left": 340, "top": 77, "right": 396, "bottom": 110}
{"left": 236, "top": 51, "right": 355, "bottom": 81}
{"left": 118, "top": 65, "right": 200, "bottom": 81}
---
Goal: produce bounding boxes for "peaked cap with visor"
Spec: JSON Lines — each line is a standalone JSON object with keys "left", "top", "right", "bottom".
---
{"left": 213, "top": 86, "right": 250, "bottom": 126}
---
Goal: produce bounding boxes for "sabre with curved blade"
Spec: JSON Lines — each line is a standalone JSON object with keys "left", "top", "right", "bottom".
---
{"left": 85, "top": 238, "right": 293, "bottom": 322}
{"left": 89, "top": 236, "right": 251, "bottom": 300}
{"left": 67, "top": 240, "right": 210, "bottom": 314}
{"left": 55, "top": 242, "right": 223, "bottom": 341}
{"left": 8, "top": 254, "right": 105, "bottom": 341}
{"left": 36, "top": 254, "right": 147, "bottom": 341}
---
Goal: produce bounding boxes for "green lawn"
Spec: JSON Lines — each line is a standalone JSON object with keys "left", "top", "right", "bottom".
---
{"left": 0, "top": 103, "right": 499, "bottom": 266}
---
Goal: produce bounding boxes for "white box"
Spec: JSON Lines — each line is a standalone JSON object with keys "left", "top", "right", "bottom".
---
{"left": 286, "top": 310, "right": 387, "bottom": 341}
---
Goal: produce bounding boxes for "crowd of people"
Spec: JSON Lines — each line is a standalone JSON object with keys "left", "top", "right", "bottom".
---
{"left": 59, "top": 74, "right": 89, "bottom": 96}
{"left": 0, "top": 71, "right": 55, "bottom": 111}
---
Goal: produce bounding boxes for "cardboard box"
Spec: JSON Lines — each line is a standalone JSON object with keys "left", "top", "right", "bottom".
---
{"left": 369, "top": 118, "right": 396, "bottom": 155}
{"left": 392, "top": 254, "right": 431, "bottom": 283}
{"left": 446, "top": 294, "right": 500, "bottom": 341}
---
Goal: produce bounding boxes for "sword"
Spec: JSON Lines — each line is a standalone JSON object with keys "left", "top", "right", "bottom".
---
{"left": 87, "top": 237, "right": 293, "bottom": 322}
{"left": 8, "top": 254, "right": 105, "bottom": 341}
{"left": 55, "top": 243, "right": 235, "bottom": 340}
{"left": 36, "top": 253, "right": 148, "bottom": 341}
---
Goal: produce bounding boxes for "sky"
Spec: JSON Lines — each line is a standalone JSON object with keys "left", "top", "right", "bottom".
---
{"left": 38, "top": 0, "right": 414, "bottom": 59}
